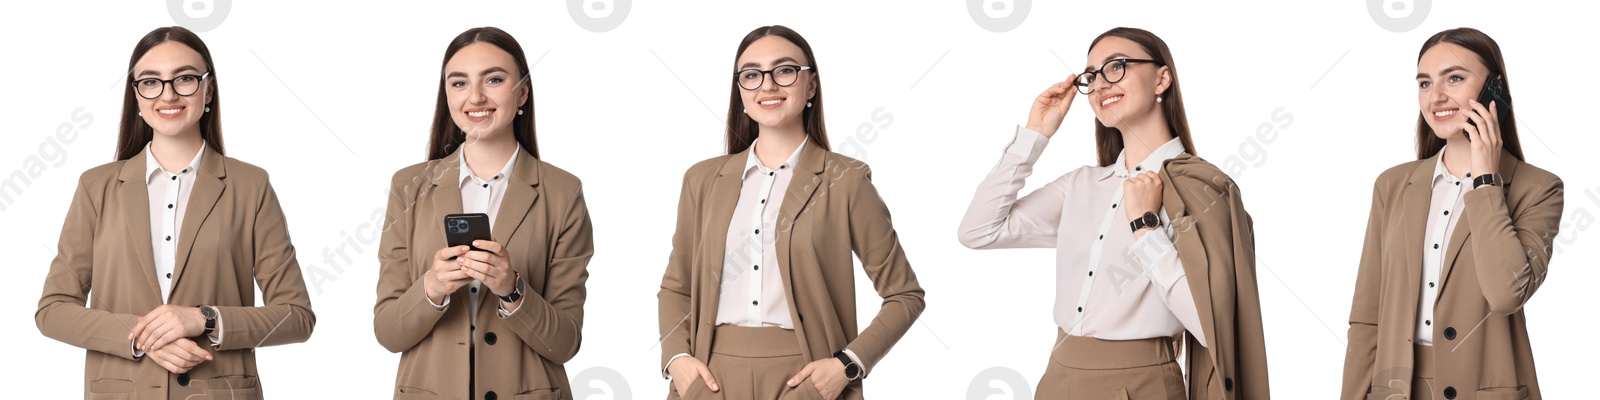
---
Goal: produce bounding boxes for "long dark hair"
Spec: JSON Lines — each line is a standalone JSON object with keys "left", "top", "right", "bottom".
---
{"left": 1087, "top": 27, "right": 1195, "bottom": 167}
{"left": 427, "top": 27, "right": 538, "bottom": 160}
{"left": 724, "top": 25, "right": 830, "bottom": 155}
{"left": 1415, "top": 28, "right": 1523, "bottom": 161}
{"left": 116, "top": 26, "right": 224, "bottom": 160}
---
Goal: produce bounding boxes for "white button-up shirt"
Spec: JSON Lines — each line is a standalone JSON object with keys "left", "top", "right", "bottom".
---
{"left": 959, "top": 127, "right": 1206, "bottom": 345}
{"left": 714, "top": 139, "right": 804, "bottom": 329}
{"left": 145, "top": 143, "right": 203, "bottom": 304}
{"left": 1417, "top": 148, "right": 1470, "bottom": 345}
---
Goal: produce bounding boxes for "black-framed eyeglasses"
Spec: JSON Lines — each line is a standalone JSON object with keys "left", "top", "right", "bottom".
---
{"left": 734, "top": 65, "right": 812, "bottom": 90}
{"left": 132, "top": 71, "right": 211, "bottom": 99}
{"left": 1074, "top": 59, "right": 1161, "bottom": 94}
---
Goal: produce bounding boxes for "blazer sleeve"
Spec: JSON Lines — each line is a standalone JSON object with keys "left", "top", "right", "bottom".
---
{"left": 658, "top": 168, "right": 701, "bottom": 369}
{"left": 843, "top": 172, "right": 926, "bottom": 376}
{"left": 499, "top": 183, "right": 593, "bottom": 364}
{"left": 1341, "top": 178, "right": 1390, "bottom": 400}
{"left": 35, "top": 174, "right": 143, "bottom": 360}
{"left": 215, "top": 179, "right": 316, "bottom": 350}
{"left": 374, "top": 170, "right": 449, "bottom": 353}
{"left": 1463, "top": 178, "right": 1562, "bottom": 315}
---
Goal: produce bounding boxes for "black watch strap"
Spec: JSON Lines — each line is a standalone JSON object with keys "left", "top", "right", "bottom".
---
{"left": 1472, "top": 172, "right": 1503, "bottom": 189}
{"left": 198, "top": 305, "right": 217, "bottom": 337}
{"left": 1129, "top": 211, "right": 1160, "bottom": 233}
{"left": 833, "top": 351, "right": 862, "bottom": 381}
{"left": 499, "top": 272, "right": 524, "bottom": 303}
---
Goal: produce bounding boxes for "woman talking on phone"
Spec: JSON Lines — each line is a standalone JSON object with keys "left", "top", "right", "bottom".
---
{"left": 35, "top": 26, "right": 316, "bottom": 399}
{"left": 1341, "top": 27, "right": 1562, "bottom": 400}
{"left": 957, "top": 27, "right": 1269, "bottom": 399}
{"left": 373, "top": 27, "right": 594, "bottom": 400}
{"left": 657, "top": 25, "right": 925, "bottom": 400}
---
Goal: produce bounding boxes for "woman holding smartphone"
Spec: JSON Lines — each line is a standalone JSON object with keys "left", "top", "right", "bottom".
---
{"left": 956, "top": 27, "right": 1269, "bottom": 399}
{"left": 657, "top": 25, "right": 925, "bottom": 400}
{"left": 35, "top": 26, "right": 316, "bottom": 399}
{"left": 373, "top": 26, "right": 593, "bottom": 400}
{"left": 1341, "top": 27, "right": 1561, "bottom": 400}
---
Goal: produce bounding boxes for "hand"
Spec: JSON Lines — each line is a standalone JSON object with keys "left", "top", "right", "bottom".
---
{"left": 1123, "top": 171, "right": 1163, "bottom": 239}
{"left": 1025, "top": 74, "right": 1080, "bottom": 139}
{"left": 425, "top": 245, "right": 474, "bottom": 304}
{"left": 1463, "top": 99, "right": 1502, "bottom": 177}
{"left": 459, "top": 240, "right": 517, "bottom": 298}
{"left": 667, "top": 356, "right": 718, "bottom": 395}
{"left": 788, "top": 358, "right": 849, "bottom": 400}
{"left": 147, "top": 337, "right": 212, "bottom": 374}
{"left": 129, "top": 305, "right": 206, "bottom": 353}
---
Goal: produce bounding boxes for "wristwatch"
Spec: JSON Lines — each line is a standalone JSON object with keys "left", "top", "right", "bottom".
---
{"left": 198, "top": 305, "right": 217, "bottom": 338}
{"left": 833, "top": 351, "right": 862, "bottom": 381}
{"left": 499, "top": 271, "right": 524, "bottom": 303}
{"left": 1129, "top": 211, "right": 1161, "bottom": 233}
{"left": 1472, "top": 172, "right": 1503, "bottom": 189}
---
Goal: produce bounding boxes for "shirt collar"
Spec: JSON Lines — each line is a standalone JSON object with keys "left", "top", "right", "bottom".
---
{"left": 743, "top": 138, "right": 806, "bottom": 179}
{"left": 1099, "top": 136, "right": 1187, "bottom": 181}
{"left": 144, "top": 141, "right": 206, "bottom": 184}
{"left": 460, "top": 147, "right": 518, "bottom": 189}
{"left": 1430, "top": 147, "right": 1472, "bottom": 185}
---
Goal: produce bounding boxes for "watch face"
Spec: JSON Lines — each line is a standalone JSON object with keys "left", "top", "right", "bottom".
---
{"left": 1143, "top": 213, "right": 1159, "bottom": 227}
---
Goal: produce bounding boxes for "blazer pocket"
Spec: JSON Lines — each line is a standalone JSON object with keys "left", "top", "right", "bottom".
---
{"left": 88, "top": 378, "right": 137, "bottom": 394}
{"left": 1474, "top": 386, "right": 1530, "bottom": 400}
{"left": 397, "top": 385, "right": 445, "bottom": 400}
{"left": 515, "top": 387, "right": 563, "bottom": 400}
{"left": 199, "top": 375, "right": 263, "bottom": 400}
{"left": 681, "top": 376, "right": 717, "bottom": 400}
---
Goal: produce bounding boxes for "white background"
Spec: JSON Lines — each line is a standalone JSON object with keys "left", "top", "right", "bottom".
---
{"left": 2, "top": 0, "right": 1597, "bottom": 398}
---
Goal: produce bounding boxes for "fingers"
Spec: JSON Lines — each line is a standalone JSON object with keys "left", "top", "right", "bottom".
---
{"left": 436, "top": 245, "right": 469, "bottom": 261}
{"left": 698, "top": 366, "right": 720, "bottom": 392}
{"left": 788, "top": 363, "right": 815, "bottom": 387}
{"left": 176, "top": 340, "right": 213, "bottom": 362}
{"left": 147, "top": 326, "right": 185, "bottom": 353}
{"left": 472, "top": 240, "right": 504, "bottom": 256}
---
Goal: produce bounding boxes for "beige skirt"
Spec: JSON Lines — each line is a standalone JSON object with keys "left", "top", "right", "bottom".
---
{"left": 1035, "top": 331, "right": 1187, "bottom": 399}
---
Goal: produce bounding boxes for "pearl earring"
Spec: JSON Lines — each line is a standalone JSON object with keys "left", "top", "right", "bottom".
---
{"left": 205, "top": 106, "right": 211, "bottom": 112}
{"left": 517, "top": 109, "right": 524, "bottom": 115}
{"left": 1156, "top": 96, "right": 1163, "bottom": 103}
{"left": 806, "top": 102, "right": 813, "bottom": 108}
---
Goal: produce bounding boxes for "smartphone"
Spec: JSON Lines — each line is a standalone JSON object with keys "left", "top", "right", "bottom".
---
{"left": 443, "top": 213, "right": 492, "bottom": 254}
{"left": 1463, "top": 74, "right": 1512, "bottom": 141}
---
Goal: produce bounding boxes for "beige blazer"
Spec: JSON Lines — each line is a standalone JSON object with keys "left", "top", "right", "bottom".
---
{"left": 1342, "top": 150, "right": 1562, "bottom": 400}
{"left": 657, "top": 141, "right": 926, "bottom": 400}
{"left": 374, "top": 147, "right": 593, "bottom": 400}
{"left": 36, "top": 147, "right": 316, "bottom": 400}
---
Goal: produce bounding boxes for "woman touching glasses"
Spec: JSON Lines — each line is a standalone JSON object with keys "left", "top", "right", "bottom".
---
{"left": 957, "top": 27, "right": 1269, "bottom": 399}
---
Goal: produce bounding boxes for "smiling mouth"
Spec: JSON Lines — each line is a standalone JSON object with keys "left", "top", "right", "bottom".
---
{"left": 464, "top": 109, "right": 495, "bottom": 122}
{"left": 1100, "top": 95, "right": 1123, "bottom": 107}
{"left": 154, "top": 106, "right": 184, "bottom": 118}
{"left": 1433, "top": 109, "right": 1457, "bottom": 121}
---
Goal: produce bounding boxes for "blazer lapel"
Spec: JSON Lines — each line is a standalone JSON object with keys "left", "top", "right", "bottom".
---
{"left": 117, "top": 154, "right": 163, "bottom": 304}
{"left": 431, "top": 150, "right": 467, "bottom": 305}
{"left": 1439, "top": 151, "right": 1520, "bottom": 291}
{"left": 170, "top": 148, "right": 227, "bottom": 302}
{"left": 483, "top": 148, "right": 540, "bottom": 306}
{"left": 776, "top": 142, "right": 825, "bottom": 352}
{"left": 697, "top": 150, "right": 748, "bottom": 324}
{"left": 1397, "top": 156, "right": 1436, "bottom": 314}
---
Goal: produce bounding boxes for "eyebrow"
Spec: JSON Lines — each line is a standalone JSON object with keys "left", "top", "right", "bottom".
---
{"left": 1100, "top": 53, "right": 1133, "bottom": 64}
{"left": 135, "top": 65, "right": 201, "bottom": 78}
{"left": 446, "top": 66, "right": 512, "bottom": 79}
{"left": 1416, "top": 65, "right": 1469, "bottom": 80}
{"left": 739, "top": 56, "right": 801, "bottom": 70}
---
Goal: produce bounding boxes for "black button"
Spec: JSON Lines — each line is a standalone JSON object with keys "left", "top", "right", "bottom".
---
{"left": 1135, "top": 166, "right": 1142, "bottom": 171}
{"left": 181, "top": 169, "right": 188, "bottom": 173}
{"left": 471, "top": 287, "right": 477, "bottom": 293}
{"left": 754, "top": 229, "right": 760, "bottom": 234}
{"left": 485, "top": 391, "right": 498, "bottom": 400}
{"left": 1454, "top": 181, "right": 1460, "bottom": 186}
{"left": 1088, "top": 271, "right": 1093, "bottom": 276}
{"left": 1433, "top": 244, "right": 1439, "bottom": 249}
{"left": 780, "top": 165, "right": 786, "bottom": 170}
{"left": 176, "top": 373, "right": 190, "bottom": 386}
{"left": 1425, "top": 320, "right": 1431, "bottom": 325}
{"left": 1443, "top": 210, "right": 1450, "bottom": 215}
{"left": 752, "top": 300, "right": 759, "bottom": 306}
{"left": 768, "top": 172, "right": 774, "bottom": 176}
{"left": 760, "top": 199, "right": 766, "bottom": 204}
{"left": 166, "top": 273, "right": 172, "bottom": 279}
{"left": 1443, "top": 386, "right": 1457, "bottom": 399}
{"left": 1098, "top": 235, "right": 1104, "bottom": 240}
{"left": 1076, "top": 307, "right": 1083, "bottom": 312}
{"left": 753, "top": 265, "right": 760, "bottom": 270}
{"left": 482, "top": 184, "right": 488, "bottom": 188}
{"left": 1429, "top": 282, "right": 1435, "bottom": 288}
{"left": 167, "top": 204, "right": 173, "bottom": 209}
{"left": 170, "top": 176, "right": 177, "bottom": 181}
{"left": 165, "top": 236, "right": 172, "bottom": 241}
{"left": 484, "top": 332, "right": 497, "bottom": 345}
{"left": 1111, "top": 204, "right": 1117, "bottom": 209}
{"left": 1224, "top": 378, "right": 1233, "bottom": 391}
{"left": 1443, "top": 327, "right": 1456, "bottom": 340}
